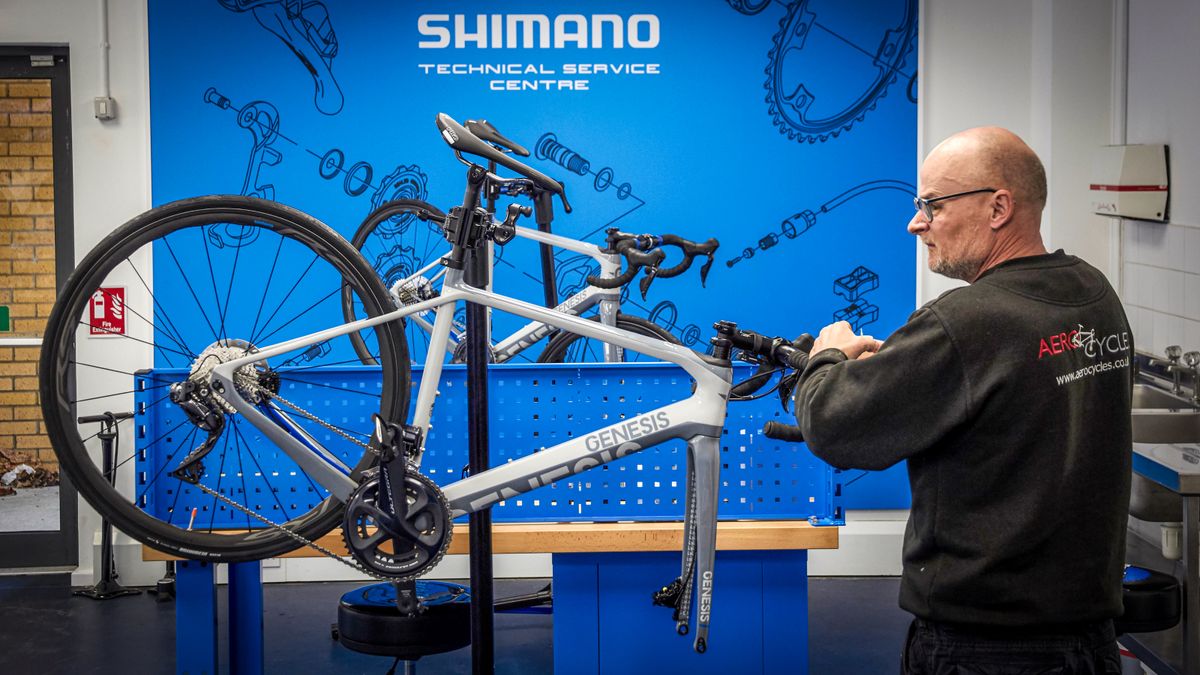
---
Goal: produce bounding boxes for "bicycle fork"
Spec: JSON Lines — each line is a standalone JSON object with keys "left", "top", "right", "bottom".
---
{"left": 658, "top": 433, "right": 720, "bottom": 653}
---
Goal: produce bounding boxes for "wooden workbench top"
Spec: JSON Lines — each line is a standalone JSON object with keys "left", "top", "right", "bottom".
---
{"left": 142, "top": 520, "right": 837, "bottom": 561}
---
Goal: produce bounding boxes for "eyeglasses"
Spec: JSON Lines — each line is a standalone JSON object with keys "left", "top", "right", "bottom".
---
{"left": 913, "top": 188, "right": 998, "bottom": 222}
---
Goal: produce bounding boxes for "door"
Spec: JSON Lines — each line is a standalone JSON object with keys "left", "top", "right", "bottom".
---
{"left": 0, "top": 46, "right": 76, "bottom": 568}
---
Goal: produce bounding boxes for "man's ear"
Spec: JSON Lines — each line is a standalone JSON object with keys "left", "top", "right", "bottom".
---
{"left": 989, "top": 189, "right": 1014, "bottom": 230}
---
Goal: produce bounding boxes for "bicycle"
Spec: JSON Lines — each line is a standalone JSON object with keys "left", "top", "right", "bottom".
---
{"left": 342, "top": 119, "right": 719, "bottom": 366}
{"left": 40, "top": 112, "right": 808, "bottom": 652}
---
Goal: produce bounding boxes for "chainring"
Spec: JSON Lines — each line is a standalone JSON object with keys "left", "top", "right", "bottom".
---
{"left": 342, "top": 468, "right": 453, "bottom": 580}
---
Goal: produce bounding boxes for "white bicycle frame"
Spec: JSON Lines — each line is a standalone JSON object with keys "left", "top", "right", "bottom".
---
{"left": 208, "top": 261, "right": 733, "bottom": 649}
{"left": 400, "top": 224, "right": 627, "bottom": 363}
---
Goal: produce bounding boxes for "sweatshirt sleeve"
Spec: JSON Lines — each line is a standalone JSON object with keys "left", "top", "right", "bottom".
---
{"left": 794, "top": 306, "right": 970, "bottom": 471}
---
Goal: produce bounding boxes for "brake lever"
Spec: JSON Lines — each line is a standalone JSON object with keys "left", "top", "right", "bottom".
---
{"left": 778, "top": 370, "right": 799, "bottom": 412}
{"left": 698, "top": 253, "right": 715, "bottom": 287}
{"left": 638, "top": 265, "right": 659, "bottom": 300}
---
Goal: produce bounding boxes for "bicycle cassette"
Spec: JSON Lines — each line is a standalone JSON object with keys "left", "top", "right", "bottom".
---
{"left": 342, "top": 468, "right": 453, "bottom": 581}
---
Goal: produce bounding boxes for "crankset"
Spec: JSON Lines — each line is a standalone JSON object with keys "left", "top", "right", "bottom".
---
{"left": 342, "top": 468, "right": 453, "bottom": 580}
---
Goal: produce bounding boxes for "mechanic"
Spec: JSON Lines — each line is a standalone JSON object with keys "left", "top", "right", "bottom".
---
{"left": 794, "top": 127, "right": 1133, "bottom": 674}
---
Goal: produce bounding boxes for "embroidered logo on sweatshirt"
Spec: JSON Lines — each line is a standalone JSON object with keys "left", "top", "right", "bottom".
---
{"left": 1038, "top": 324, "right": 1129, "bottom": 360}
{"left": 1046, "top": 324, "right": 1132, "bottom": 386}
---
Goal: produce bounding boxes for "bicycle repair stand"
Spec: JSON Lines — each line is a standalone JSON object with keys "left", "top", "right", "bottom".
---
{"left": 464, "top": 210, "right": 496, "bottom": 674}
{"left": 335, "top": 164, "right": 500, "bottom": 673}
{"left": 73, "top": 412, "right": 142, "bottom": 601}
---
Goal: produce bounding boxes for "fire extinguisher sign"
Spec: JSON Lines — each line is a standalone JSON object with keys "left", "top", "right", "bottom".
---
{"left": 90, "top": 287, "right": 126, "bottom": 336}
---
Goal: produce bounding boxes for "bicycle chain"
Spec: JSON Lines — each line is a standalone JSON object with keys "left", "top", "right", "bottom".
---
{"left": 194, "top": 380, "right": 378, "bottom": 577}
{"left": 247, "top": 383, "right": 373, "bottom": 453}
{"left": 190, "top": 480, "right": 391, "bottom": 582}
{"left": 197, "top": 381, "right": 450, "bottom": 582}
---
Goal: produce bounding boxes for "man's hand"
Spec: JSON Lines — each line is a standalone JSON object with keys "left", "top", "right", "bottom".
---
{"left": 811, "top": 321, "right": 884, "bottom": 360}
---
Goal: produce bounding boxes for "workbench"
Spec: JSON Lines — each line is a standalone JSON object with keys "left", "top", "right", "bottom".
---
{"left": 145, "top": 520, "right": 837, "bottom": 674}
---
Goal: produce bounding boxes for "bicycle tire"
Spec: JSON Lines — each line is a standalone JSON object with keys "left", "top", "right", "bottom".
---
{"left": 343, "top": 198, "right": 447, "bottom": 365}
{"left": 40, "top": 195, "right": 410, "bottom": 561}
{"left": 537, "top": 314, "right": 680, "bottom": 363}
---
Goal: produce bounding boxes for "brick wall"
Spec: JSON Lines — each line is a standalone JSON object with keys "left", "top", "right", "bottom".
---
{"left": 0, "top": 79, "right": 58, "bottom": 468}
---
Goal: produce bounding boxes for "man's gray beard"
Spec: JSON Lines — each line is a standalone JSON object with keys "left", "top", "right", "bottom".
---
{"left": 931, "top": 255, "right": 984, "bottom": 282}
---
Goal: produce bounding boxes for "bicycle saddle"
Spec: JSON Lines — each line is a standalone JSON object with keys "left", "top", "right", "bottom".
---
{"left": 436, "top": 113, "right": 563, "bottom": 197}
{"left": 465, "top": 119, "right": 530, "bottom": 157}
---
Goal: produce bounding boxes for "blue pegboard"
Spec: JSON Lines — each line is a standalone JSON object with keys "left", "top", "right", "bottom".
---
{"left": 134, "top": 363, "right": 840, "bottom": 529}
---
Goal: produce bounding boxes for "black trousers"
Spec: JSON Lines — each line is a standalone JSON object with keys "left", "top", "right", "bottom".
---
{"left": 900, "top": 618, "right": 1122, "bottom": 675}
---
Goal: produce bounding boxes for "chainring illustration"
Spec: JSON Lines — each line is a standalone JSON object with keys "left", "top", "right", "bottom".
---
{"left": 764, "top": 0, "right": 916, "bottom": 143}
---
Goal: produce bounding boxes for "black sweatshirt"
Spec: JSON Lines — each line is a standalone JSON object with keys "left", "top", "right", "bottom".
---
{"left": 795, "top": 251, "right": 1132, "bottom": 627}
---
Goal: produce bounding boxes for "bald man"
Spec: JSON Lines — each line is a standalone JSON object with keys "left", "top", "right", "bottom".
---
{"left": 795, "top": 128, "right": 1132, "bottom": 674}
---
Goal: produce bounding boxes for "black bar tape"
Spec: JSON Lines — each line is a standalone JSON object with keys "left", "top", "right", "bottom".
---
{"left": 762, "top": 421, "right": 805, "bottom": 442}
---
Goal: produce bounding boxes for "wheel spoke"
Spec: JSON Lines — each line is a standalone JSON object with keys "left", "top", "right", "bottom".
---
{"left": 254, "top": 287, "right": 340, "bottom": 346}
{"left": 233, "top": 422, "right": 292, "bottom": 522}
{"left": 163, "top": 236, "right": 221, "bottom": 344}
{"left": 73, "top": 321, "right": 194, "bottom": 361}
{"left": 136, "top": 424, "right": 200, "bottom": 506}
{"left": 200, "top": 227, "right": 230, "bottom": 341}
{"left": 277, "top": 375, "right": 382, "bottom": 399}
{"left": 125, "top": 258, "right": 196, "bottom": 361}
{"left": 249, "top": 234, "right": 286, "bottom": 344}
{"left": 250, "top": 252, "right": 321, "bottom": 346}
{"left": 207, "top": 430, "right": 233, "bottom": 533}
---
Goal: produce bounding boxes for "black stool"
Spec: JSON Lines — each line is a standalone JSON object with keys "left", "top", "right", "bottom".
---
{"left": 1115, "top": 565, "right": 1180, "bottom": 634}
{"left": 334, "top": 580, "right": 471, "bottom": 672}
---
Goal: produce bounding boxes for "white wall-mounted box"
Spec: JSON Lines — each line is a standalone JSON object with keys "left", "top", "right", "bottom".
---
{"left": 1090, "top": 145, "right": 1169, "bottom": 222}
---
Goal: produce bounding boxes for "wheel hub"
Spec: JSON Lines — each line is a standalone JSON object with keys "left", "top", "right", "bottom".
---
{"left": 188, "top": 338, "right": 276, "bottom": 413}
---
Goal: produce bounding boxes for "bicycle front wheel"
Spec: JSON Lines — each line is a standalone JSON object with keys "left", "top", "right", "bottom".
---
{"left": 537, "top": 314, "right": 681, "bottom": 363}
{"left": 40, "top": 196, "right": 409, "bottom": 561}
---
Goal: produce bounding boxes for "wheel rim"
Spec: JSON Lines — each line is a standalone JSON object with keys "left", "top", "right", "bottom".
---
{"left": 41, "top": 198, "right": 407, "bottom": 559}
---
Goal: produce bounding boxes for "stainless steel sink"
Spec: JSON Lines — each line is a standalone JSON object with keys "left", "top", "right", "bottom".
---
{"left": 1132, "top": 383, "right": 1199, "bottom": 444}
{"left": 1133, "top": 383, "right": 1195, "bottom": 410}
{"left": 1130, "top": 383, "right": 1198, "bottom": 520}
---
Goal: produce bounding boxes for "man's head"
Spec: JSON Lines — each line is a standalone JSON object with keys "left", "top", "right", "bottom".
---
{"left": 908, "top": 127, "right": 1048, "bottom": 281}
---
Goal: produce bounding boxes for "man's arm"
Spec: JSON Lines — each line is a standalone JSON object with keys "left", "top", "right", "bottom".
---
{"left": 794, "top": 308, "right": 970, "bottom": 471}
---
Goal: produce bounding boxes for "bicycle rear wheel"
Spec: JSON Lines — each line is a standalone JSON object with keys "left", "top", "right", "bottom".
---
{"left": 537, "top": 314, "right": 680, "bottom": 363}
{"left": 343, "top": 198, "right": 448, "bottom": 365}
{"left": 40, "top": 196, "right": 409, "bottom": 561}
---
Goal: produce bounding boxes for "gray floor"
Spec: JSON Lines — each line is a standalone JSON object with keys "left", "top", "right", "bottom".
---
{"left": 0, "top": 574, "right": 911, "bottom": 674}
{"left": 0, "top": 486, "right": 60, "bottom": 532}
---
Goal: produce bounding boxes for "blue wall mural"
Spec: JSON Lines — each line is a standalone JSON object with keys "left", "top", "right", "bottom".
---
{"left": 147, "top": 0, "right": 917, "bottom": 509}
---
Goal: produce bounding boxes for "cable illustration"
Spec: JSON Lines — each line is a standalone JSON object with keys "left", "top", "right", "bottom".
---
{"left": 217, "top": 0, "right": 344, "bottom": 115}
{"left": 205, "top": 87, "right": 431, "bottom": 267}
{"left": 203, "top": 88, "right": 284, "bottom": 248}
{"left": 725, "top": 178, "right": 913, "bottom": 268}
{"left": 648, "top": 300, "right": 703, "bottom": 347}
{"left": 369, "top": 165, "right": 431, "bottom": 236}
{"left": 318, "top": 148, "right": 343, "bottom": 179}
{"left": 535, "top": 132, "right": 636, "bottom": 202}
{"left": 763, "top": 0, "right": 917, "bottom": 143}
{"left": 832, "top": 266, "right": 880, "bottom": 331}
{"left": 725, "top": 0, "right": 773, "bottom": 15}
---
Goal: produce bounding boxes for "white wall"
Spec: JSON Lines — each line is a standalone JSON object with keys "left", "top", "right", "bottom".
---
{"left": 1, "top": 0, "right": 154, "bottom": 584}
{"left": 916, "top": 0, "right": 1115, "bottom": 306}
{"left": 3, "top": 0, "right": 1127, "bottom": 581}
{"left": 1121, "top": 0, "right": 1200, "bottom": 356}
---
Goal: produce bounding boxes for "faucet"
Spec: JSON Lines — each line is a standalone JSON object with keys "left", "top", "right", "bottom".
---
{"left": 1148, "top": 345, "right": 1185, "bottom": 394}
{"left": 1185, "top": 351, "right": 1200, "bottom": 405}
